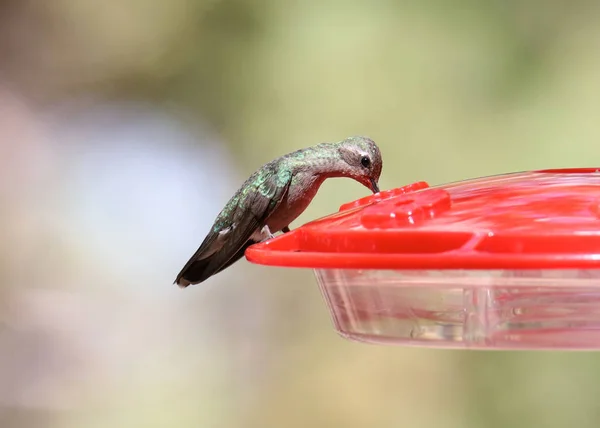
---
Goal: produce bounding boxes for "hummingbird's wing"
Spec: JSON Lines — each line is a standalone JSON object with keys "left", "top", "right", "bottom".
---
{"left": 175, "top": 166, "right": 293, "bottom": 287}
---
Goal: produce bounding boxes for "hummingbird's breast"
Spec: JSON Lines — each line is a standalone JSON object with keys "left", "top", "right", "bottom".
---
{"left": 265, "top": 172, "right": 324, "bottom": 232}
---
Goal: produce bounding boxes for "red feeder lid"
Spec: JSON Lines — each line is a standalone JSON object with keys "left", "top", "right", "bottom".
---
{"left": 246, "top": 168, "right": 600, "bottom": 270}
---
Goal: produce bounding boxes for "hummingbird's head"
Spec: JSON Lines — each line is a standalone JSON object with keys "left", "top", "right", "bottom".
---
{"left": 336, "top": 136, "right": 383, "bottom": 194}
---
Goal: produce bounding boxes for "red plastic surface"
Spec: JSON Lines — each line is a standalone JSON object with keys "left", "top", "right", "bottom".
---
{"left": 245, "top": 168, "right": 600, "bottom": 270}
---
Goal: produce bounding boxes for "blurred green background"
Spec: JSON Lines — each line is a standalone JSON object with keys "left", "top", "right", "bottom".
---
{"left": 2, "top": 0, "right": 600, "bottom": 427}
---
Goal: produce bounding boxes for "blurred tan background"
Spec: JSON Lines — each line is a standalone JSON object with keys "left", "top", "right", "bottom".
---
{"left": 2, "top": 0, "right": 600, "bottom": 427}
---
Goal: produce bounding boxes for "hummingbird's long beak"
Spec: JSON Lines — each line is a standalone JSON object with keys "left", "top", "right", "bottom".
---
{"left": 370, "top": 178, "right": 380, "bottom": 194}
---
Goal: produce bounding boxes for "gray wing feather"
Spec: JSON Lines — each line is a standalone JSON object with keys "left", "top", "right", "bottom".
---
{"left": 175, "top": 166, "right": 292, "bottom": 286}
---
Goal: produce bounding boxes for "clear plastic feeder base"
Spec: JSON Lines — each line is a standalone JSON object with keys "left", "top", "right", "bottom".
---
{"left": 316, "top": 269, "right": 600, "bottom": 350}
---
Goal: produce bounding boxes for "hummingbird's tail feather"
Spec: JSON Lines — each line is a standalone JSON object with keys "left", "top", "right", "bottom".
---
{"left": 175, "top": 257, "right": 225, "bottom": 287}
{"left": 174, "top": 240, "right": 257, "bottom": 287}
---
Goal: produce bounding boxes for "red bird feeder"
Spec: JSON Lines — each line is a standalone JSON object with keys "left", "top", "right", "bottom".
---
{"left": 246, "top": 168, "right": 600, "bottom": 350}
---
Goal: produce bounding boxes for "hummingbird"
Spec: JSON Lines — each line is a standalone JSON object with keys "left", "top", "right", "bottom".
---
{"left": 174, "top": 136, "right": 383, "bottom": 287}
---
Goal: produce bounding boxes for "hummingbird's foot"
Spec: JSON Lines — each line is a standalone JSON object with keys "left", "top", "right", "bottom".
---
{"left": 260, "top": 225, "right": 275, "bottom": 240}
{"left": 282, "top": 226, "right": 291, "bottom": 233}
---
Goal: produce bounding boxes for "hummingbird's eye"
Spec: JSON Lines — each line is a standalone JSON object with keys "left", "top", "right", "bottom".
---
{"left": 360, "top": 156, "right": 371, "bottom": 168}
